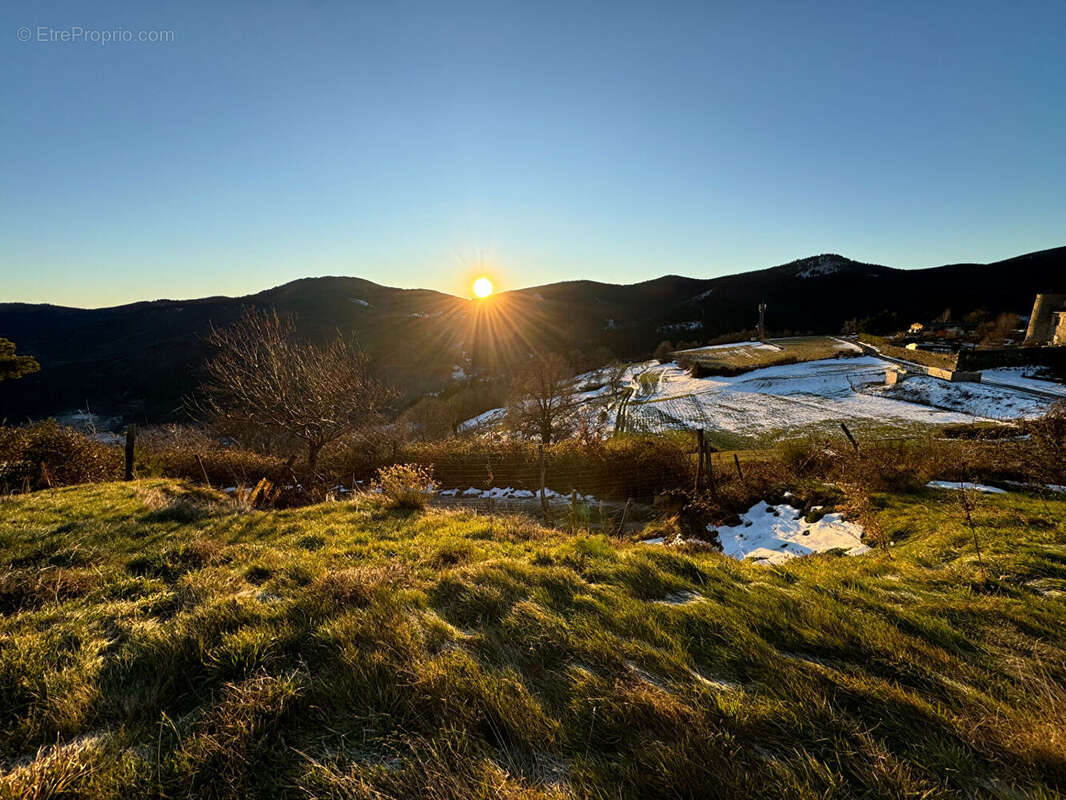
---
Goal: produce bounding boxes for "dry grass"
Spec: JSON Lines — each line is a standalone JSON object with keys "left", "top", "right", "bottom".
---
{"left": 679, "top": 336, "right": 859, "bottom": 376}
{"left": 373, "top": 463, "right": 435, "bottom": 509}
{"left": 0, "top": 476, "right": 1064, "bottom": 798}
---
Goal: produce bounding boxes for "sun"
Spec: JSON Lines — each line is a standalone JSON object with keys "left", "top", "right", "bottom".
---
{"left": 472, "top": 276, "right": 493, "bottom": 298}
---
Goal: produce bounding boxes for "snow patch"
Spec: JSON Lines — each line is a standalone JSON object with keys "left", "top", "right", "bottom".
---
{"left": 794, "top": 255, "right": 849, "bottom": 278}
{"left": 715, "top": 501, "right": 869, "bottom": 564}
{"left": 925, "top": 481, "right": 1006, "bottom": 495}
{"left": 438, "top": 486, "right": 595, "bottom": 502}
{"left": 659, "top": 320, "right": 702, "bottom": 334}
{"left": 876, "top": 375, "right": 1049, "bottom": 420}
{"left": 457, "top": 407, "right": 506, "bottom": 432}
{"left": 674, "top": 340, "right": 781, "bottom": 354}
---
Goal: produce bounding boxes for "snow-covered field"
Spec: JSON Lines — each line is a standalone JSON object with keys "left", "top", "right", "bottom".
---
{"left": 615, "top": 356, "right": 1053, "bottom": 436}
{"left": 981, "top": 367, "right": 1066, "bottom": 398}
{"left": 877, "top": 374, "right": 1050, "bottom": 420}
{"left": 461, "top": 349, "right": 1063, "bottom": 438}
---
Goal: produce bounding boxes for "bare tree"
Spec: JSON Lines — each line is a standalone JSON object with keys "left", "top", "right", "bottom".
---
{"left": 197, "top": 309, "right": 393, "bottom": 470}
{"left": 506, "top": 353, "right": 578, "bottom": 444}
{"left": 604, "top": 359, "right": 628, "bottom": 395}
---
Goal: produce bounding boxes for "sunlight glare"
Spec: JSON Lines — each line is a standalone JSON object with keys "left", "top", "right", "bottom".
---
{"left": 473, "top": 276, "right": 493, "bottom": 298}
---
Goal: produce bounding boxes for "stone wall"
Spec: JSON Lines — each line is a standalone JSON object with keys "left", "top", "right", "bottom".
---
{"left": 956, "top": 346, "right": 1066, "bottom": 371}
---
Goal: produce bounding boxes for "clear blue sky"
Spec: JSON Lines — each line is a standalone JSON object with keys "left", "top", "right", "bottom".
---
{"left": 2, "top": 0, "right": 1063, "bottom": 307}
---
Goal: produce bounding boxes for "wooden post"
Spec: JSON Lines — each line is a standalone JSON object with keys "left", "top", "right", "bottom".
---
{"left": 705, "top": 440, "right": 716, "bottom": 496}
{"left": 733, "top": 452, "right": 744, "bottom": 480}
{"left": 840, "top": 422, "right": 859, "bottom": 452}
{"left": 618, "top": 498, "right": 633, "bottom": 537}
{"left": 124, "top": 425, "right": 136, "bottom": 481}
{"left": 194, "top": 453, "right": 212, "bottom": 488}
{"left": 694, "top": 428, "right": 704, "bottom": 494}
{"left": 538, "top": 444, "right": 548, "bottom": 514}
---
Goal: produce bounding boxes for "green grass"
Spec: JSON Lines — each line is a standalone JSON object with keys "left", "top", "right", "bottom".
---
{"left": 679, "top": 336, "right": 857, "bottom": 374}
{"left": 859, "top": 334, "right": 960, "bottom": 371}
{"left": 2, "top": 479, "right": 1065, "bottom": 798}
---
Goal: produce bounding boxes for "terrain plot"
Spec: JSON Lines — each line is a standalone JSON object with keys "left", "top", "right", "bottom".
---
{"left": 1, "top": 480, "right": 1064, "bottom": 798}
{"left": 674, "top": 335, "right": 858, "bottom": 373}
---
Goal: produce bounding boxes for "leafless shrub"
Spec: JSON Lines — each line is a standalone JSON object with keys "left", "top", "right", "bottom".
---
{"left": 0, "top": 421, "right": 121, "bottom": 493}
{"left": 374, "top": 463, "right": 434, "bottom": 509}
{"left": 780, "top": 436, "right": 941, "bottom": 492}
{"left": 1024, "top": 401, "right": 1066, "bottom": 484}
{"left": 956, "top": 483, "right": 985, "bottom": 569}
{"left": 136, "top": 426, "right": 295, "bottom": 491}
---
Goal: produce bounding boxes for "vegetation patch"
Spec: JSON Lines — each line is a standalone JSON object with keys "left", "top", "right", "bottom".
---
{"left": 680, "top": 336, "right": 859, "bottom": 377}
{"left": 0, "top": 478, "right": 1064, "bottom": 797}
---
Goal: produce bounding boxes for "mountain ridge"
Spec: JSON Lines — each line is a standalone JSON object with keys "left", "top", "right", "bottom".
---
{"left": 7, "top": 246, "right": 1064, "bottom": 313}
{"left": 1, "top": 246, "right": 1063, "bottom": 422}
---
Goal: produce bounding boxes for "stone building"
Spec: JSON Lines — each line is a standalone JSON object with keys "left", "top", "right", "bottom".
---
{"left": 1023, "top": 293, "right": 1066, "bottom": 345}
{"left": 1054, "top": 311, "right": 1066, "bottom": 346}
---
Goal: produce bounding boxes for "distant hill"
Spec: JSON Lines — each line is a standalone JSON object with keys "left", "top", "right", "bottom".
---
{"left": 1, "top": 246, "right": 1063, "bottom": 423}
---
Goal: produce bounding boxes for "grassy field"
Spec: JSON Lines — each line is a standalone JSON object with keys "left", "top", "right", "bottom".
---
{"left": 676, "top": 336, "right": 858, "bottom": 375}
{"left": 2, "top": 479, "right": 1065, "bottom": 798}
{"left": 858, "top": 334, "right": 960, "bottom": 371}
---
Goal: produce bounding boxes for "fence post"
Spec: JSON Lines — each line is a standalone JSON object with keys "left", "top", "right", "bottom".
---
{"left": 124, "top": 425, "right": 136, "bottom": 481}
{"left": 194, "top": 453, "right": 212, "bottom": 488}
{"left": 840, "top": 422, "right": 859, "bottom": 452}
{"left": 705, "top": 439, "right": 717, "bottom": 496}
{"left": 618, "top": 498, "right": 633, "bottom": 537}
{"left": 733, "top": 452, "right": 744, "bottom": 480}
{"left": 538, "top": 444, "right": 548, "bottom": 514}
{"left": 694, "top": 428, "right": 704, "bottom": 494}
